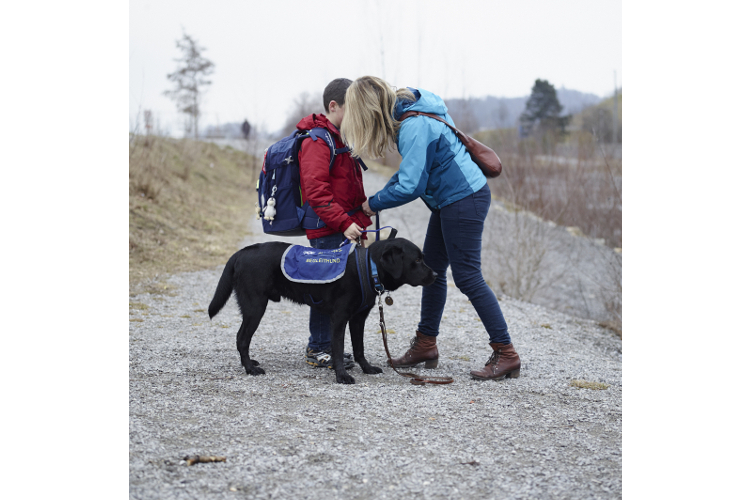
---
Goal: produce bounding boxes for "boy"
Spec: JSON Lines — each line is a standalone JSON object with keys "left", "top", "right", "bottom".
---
{"left": 297, "top": 78, "right": 372, "bottom": 368}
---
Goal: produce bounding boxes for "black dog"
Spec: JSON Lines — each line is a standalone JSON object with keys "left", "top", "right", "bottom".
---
{"left": 208, "top": 234, "right": 436, "bottom": 384}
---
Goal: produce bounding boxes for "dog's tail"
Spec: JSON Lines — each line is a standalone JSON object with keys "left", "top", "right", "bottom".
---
{"left": 208, "top": 253, "right": 237, "bottom": 319}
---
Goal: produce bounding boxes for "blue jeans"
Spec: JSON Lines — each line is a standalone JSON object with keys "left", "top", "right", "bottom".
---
{"left": 307, "top": 232, "right": 348, "bottom": 351}
{"left": 417, "top": 183, "right": 511, "bottom": 344}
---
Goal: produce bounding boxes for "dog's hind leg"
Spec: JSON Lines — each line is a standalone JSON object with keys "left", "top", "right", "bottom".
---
{"left": 236, "top": 298, "right": 268, "bottom": 376}
{"left": 348, "top": 309, "right": 383, "bottom": 375}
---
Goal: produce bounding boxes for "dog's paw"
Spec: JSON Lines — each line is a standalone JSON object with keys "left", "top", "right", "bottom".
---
{"left": 245, "top": 365, "right": 266, "bottom": 376}
{"left": 336, "top": 372, "right": 356, "bottom": 384}
{"left": 362, "top": 365, "right": 383, "bottom": 375}
{"left": 247, "top": 359, "right": 260, "bottom": 367}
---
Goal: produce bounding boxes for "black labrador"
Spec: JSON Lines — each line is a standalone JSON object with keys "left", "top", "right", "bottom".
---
{"left": 208, "top": 234, "right": 436, "bottom": 384}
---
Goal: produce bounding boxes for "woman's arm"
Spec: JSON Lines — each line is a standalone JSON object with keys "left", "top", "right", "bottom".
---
{"left": 367, "top": 118, "right": 439, "bottom": 212}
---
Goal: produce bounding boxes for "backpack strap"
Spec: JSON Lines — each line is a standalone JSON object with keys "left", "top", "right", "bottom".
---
{"left": 298, "top": 127, "right": 369, "bottom": 172}
{"left": 307, "top": 128, "right": 344, "bottom": 171}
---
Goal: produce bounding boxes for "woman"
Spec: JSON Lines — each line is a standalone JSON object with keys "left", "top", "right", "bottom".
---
{"left": 341, "top": 76, "right": 520, "bottom": 380}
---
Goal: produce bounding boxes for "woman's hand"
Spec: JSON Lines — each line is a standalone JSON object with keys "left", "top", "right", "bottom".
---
{"left": 362, "top": 200, "right": 376, "bottom": 217}
{"left": 343, "top": 223, "right": 363, "bottom": 241}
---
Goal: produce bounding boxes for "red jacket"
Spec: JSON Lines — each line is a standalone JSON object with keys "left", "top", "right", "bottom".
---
{"left": 297, "top": 114, "right": 372, "bottom": 240}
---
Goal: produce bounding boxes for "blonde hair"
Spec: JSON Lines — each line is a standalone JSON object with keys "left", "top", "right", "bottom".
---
{"left": 341, "top": 76, "right": 415, "bottom": 158}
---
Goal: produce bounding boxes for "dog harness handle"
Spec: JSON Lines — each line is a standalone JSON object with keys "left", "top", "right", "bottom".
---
{"left": 377, "top": 292, "right": 454, "bottom": 385}
{"left": 360, "top": 225, "right": 395, "bottom": 236}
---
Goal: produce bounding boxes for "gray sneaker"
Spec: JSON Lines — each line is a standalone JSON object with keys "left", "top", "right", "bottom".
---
{"left": 305, "top": 347, "right": 355, "bottom": 369}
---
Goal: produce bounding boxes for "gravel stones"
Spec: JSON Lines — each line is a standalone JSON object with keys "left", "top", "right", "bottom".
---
{"left": 130, "top": 169, "right": 622, "bottom": 499}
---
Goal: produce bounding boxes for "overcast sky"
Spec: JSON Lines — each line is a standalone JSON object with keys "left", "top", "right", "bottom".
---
{"left": 130, "top": 0, "right": 621, "bottom": 135}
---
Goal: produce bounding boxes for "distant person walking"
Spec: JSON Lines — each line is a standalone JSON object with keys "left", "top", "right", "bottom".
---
{"left": 343, "top": 76, "right": 521, "bottom": 381}
{"left": 241, "top": 119, "right": 251, "bottom": 140}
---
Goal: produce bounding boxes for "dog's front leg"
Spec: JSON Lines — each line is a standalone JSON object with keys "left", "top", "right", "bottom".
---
{"left": 331, "top": 317, "right": 355, "bottom": 384}
{"left": 349, "top": 309, "right": 382, "bottom": 375}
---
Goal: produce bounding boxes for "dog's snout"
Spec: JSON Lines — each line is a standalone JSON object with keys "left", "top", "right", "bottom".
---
{"left": 421, "top": 266, "right": 436, "bottom": 286}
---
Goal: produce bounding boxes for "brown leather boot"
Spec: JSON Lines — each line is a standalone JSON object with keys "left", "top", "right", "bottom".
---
{"left": 390, "top": 330, "right": 439, "bottom": 368}
{"left": 470, "top": 343, "right": 521, "bottom": 380}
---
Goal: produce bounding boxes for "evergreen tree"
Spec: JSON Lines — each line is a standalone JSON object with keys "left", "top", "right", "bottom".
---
{"left": 519, "top": 79, "right": 570, "bottom": 137}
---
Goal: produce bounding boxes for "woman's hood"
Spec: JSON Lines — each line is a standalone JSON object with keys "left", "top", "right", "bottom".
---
{"left": 393, "top": 88, "right": 449, "bottom": 120}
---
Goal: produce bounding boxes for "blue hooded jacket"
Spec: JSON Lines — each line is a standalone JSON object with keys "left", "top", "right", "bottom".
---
{"left": 367, "top": 88, "right": 487, "bottom": 212}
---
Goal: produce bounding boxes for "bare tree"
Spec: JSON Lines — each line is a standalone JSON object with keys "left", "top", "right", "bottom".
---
{"left": 164, "top": 31, "right": 215, "bottom": 139}
{"left": 278, "top": 91, "right": 323, "bottom": 137}
{"left": 451, "top": 98, "right": 479, "bottom": 134}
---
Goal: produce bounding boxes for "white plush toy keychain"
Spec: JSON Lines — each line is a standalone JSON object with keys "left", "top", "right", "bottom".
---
{"left": 262, "top": 198, "right": 276, "bottom": 221}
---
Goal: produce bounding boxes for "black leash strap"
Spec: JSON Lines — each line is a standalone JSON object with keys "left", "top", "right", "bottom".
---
{"left": 377, "top": 292, "right": 454, "bottom": 386}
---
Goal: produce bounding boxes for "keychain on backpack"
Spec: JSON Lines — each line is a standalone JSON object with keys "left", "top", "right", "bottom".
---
{"left": 263, "top": 198, "right": 276, "bottom": 221}
{"left": 262, "top": 185, "right": 277, "bottom": 222}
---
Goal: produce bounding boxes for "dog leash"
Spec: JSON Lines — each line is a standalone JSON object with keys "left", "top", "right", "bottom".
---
{"left": 360, "top": 225, "right": 395, "bottom": 237}
{"left": 376, "top": 290, "right": 454, "bottom": 386}
{"left": 358, "top": 220, "right": 452, "bottom": 385}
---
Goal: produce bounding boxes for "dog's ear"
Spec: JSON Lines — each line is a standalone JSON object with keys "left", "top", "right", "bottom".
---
{"left": 380, "top": 246, "right": 403, "bottom": 279}
{"left": 387, "top": 228, "right": 398, "bottom": 240}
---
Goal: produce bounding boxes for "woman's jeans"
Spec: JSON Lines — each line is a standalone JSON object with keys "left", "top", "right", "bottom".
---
{"left": 417, "top": 183, "right": 511, "bottom": 344}
{"left": 307, "top": 232, "right": 348, "bottom": 351}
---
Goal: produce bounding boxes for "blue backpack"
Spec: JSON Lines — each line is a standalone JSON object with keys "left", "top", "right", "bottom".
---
{"left": 256, "top": 127, "right": 364, "bottom": 236}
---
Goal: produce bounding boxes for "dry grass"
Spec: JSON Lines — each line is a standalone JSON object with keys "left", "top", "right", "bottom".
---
{"left": 477, "top": 129, "right": 622, "bottom": 249}
{"left": 483, "top": 207, "right": 574, "bottom": 302}
{"left": 570, "top": 379, "right": 610, "bottom": 390}
{"left": 598, "top": 320, "right": 622, "bottom": 338}
{"left": 129, "top": 134, "right": 258, "bottom": 296}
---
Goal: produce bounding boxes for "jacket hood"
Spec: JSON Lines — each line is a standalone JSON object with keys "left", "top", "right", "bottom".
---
{"left": 296, "top": 113, "right": 340, "bottom": 136}
{"left": 393, "top": 88, "right": 449, "bottom": 120}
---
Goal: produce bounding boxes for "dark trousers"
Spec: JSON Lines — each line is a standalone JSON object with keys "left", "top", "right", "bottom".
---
{"left": 417, "top": 183, "right": 511, "bottom": 344}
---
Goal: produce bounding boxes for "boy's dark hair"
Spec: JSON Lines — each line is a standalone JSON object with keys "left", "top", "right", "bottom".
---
{"left": 323, "top": 78, "right": 352, "bottom": 113}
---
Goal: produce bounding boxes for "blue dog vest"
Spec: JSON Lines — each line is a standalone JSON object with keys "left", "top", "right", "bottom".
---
{"left": 281, "top": 243, "right": 356, "bottom": 283}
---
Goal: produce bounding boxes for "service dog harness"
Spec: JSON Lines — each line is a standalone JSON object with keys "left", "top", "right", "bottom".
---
{"left": 281, "top": 243, "right": 356, "bottom": 284}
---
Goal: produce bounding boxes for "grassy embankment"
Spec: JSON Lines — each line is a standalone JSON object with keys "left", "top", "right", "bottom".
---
{"left": 474, "top": 127, "right": 622, "bottom": 249}
{"left": 129, "top": 135, "right": 258, "bottom": 296}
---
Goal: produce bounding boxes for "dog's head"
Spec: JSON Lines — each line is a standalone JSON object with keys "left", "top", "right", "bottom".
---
{"left": 374, "top": 238, "right": 436, "bottom": 289}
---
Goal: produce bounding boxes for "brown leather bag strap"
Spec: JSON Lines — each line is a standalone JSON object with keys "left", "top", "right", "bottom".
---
{"left": 400, "top": 110, "right": 471, "bottom": 143}
{"left": 400, "top": 109, "right": 502, "bottom": 178}
{"left": 378, "top": 300, "right": 454, "bottom": 385}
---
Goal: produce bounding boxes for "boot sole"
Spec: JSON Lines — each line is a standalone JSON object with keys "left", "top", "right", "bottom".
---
{"left": 470, "top": 368, "right": 521, "bottom": 380}
{"left": 391, "top": 359, "right": 439, "bottom": 369}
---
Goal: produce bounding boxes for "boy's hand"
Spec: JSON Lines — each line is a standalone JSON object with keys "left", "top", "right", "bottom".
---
{"left": 362, "top": 200, "right": 376, "bottom": 217}
{"left": 344, "top": 223, "right": 363, "bottom": 241}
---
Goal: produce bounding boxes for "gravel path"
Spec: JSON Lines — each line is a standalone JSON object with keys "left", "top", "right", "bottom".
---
{"left": 130, "top": 167, "right": 622, "bottom": 499}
